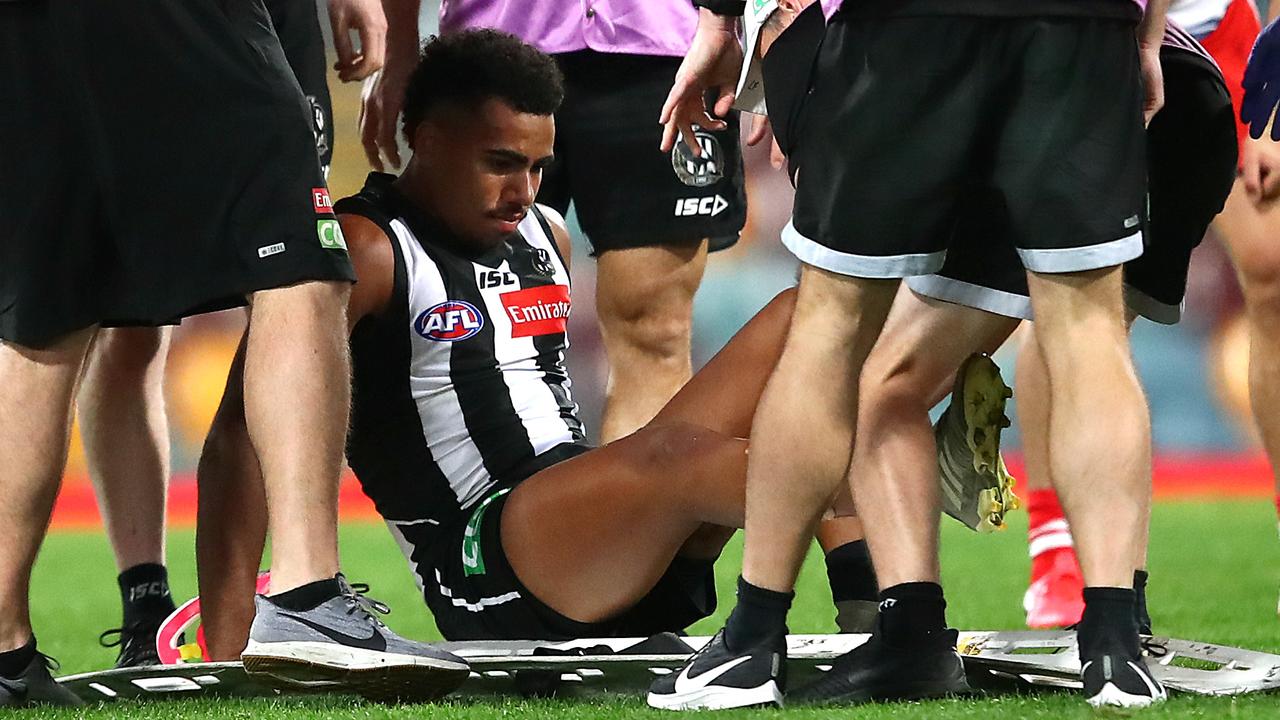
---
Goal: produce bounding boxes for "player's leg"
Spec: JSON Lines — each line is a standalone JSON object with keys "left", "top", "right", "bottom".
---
{"left": 596, "top": 243, "right": 708, "bottom": 442}
{"left": 77, "top": 326, "right": 177, "bottom": 666}
{"left": 1214, "top": 190, "right": 1280, "bottom": 540}
{"left": 496, "top": 288, "right": 796, "bottom": 624}
{"left": 1015, "top": 332, "right": 1087, "bottom": 628}
{"left": 552, "top": 51, "right": 746, "bottom": 442}
{"left": 242, "top": 283, "right": 347, "bottom": 592}
{"left": 195, "top": 337, "right": 268, "bottom": 661}
{"left": 849, "top": 287, "right": 1018, "bottom": 590}
{"left": 1020, "top": 46, "right": 1237, "bottom": 633}
{"left": 0, "top": 332, "right": 95, "bottom": 706}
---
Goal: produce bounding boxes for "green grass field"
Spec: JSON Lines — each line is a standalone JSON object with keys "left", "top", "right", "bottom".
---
{"left": 19, "top": 498, "right": 1280, "bottom": 718}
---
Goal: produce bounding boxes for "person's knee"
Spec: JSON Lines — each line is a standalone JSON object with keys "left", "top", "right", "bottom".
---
{"left": 598, "top": 289, "right": 694, "bottom": 367}
{"left": 860, "top": 349, "right": 942, "bottom": 424}
{"left": 630, "top": 422, "right": 741, "bottom": 484}
{"left": 91, "top": 327, "right": 167, "bottom": 377}
{"left": 1237, "top": 254, "right": 1280, "bottom": 318}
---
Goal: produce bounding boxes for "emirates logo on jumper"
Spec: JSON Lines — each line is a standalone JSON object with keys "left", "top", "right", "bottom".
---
{"left": 500, "top": 285, "right": 571, "bottom": 338}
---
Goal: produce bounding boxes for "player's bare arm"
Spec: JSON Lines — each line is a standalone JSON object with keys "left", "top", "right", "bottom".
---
{"left": 339, "top": 213, "right": 398, "bottom": 329}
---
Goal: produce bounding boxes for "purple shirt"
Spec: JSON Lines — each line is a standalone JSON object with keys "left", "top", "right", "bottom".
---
{"left": 438, "top": 0, "right": 698, "bottom": 57}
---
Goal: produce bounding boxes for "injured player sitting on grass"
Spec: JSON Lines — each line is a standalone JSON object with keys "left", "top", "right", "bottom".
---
{"left": 190, "top": 29, "right": 1007, "bottom": 657}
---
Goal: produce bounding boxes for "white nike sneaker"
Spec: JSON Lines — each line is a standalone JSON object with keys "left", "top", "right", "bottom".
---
{"left": 1082, "top": 654, "right": 1167, "bottom": 709}
{"left": 647, "top": 629, "right": 785, "bottom": 710}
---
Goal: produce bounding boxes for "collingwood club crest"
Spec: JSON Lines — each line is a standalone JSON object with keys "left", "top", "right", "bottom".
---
{"left": 671, "top": 127, "right": 724, "bottom": 188}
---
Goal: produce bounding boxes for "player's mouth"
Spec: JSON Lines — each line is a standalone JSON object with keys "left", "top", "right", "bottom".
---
{"left": 489, "top": 209, "right": 527, "bottom": 233}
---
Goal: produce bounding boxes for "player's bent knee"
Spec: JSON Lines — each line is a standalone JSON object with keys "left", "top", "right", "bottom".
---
{"left": 92, "top": 327, "right": 168, "bottom": 373}
{"left": 629, "top": 422, "right": 742, "bottom": 478}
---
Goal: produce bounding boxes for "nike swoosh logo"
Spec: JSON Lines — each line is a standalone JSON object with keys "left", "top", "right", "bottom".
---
{"left": 673, "top": 654, "right": 754, "bottom": 694}
{"left": 280, "top": 614, "right": 388, "bottom": 652}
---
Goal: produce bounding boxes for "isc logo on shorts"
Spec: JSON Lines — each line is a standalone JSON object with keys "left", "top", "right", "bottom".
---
{"left": 674, "top": 195, "right": 729, "bottom": 217}
{"left": 415, "top": 301, "right": 484, "bottom": 342}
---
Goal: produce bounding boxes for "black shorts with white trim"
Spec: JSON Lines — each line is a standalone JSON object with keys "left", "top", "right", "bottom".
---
{"left": 408, "top": 444, "right": 717, "bottom": 641}
{"left": 782, "top": 12, "right": 1147, "bottom": 279}
{"left": 907, "top": 48, "right": 1236, "bottom": 324}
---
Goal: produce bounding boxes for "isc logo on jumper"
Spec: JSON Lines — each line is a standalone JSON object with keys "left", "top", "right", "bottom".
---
{"left": 415, "top": 301, "right": 484, "bottom": 342}
{"left": 500, "top": 285, "right": 571, "bottom": 338}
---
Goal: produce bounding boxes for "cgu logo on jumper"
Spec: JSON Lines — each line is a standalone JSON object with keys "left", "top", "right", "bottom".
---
{"left": 500, "top": 285, "right": 571, "bottom": 338}
{"left": 415, "top": 300, "right": 484, "bottom": 342}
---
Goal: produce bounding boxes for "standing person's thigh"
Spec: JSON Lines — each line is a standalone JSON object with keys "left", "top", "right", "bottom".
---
{"left": 75, "top": 0, "right": 355, "bottom": 329}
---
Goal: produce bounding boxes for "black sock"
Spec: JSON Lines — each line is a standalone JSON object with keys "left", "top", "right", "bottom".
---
{"left": 877, "top": 582, "right": 947, "bottom": 646}
{"left": 266, "top": 577, "right": 343, "bottom": 611}
{"left": 723, "top": 576, "right": 792, "bottom": 652}
{"left": 0, "top": 638, "right": 37, "bottom": 678}
{"left": 118, "top": 563, "right": 176, "bottom": 626}
{"left": 824, "top": 540, "right": 878, "bottom": 602}
{"left": 1133, "top": 570, "right": 1152, "bottom": 635}
{"left": 1078, "top": 586, "right": 1139, "bottom": 659}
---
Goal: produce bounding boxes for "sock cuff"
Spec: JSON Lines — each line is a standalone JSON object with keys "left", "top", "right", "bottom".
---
{"left": 880, "top": 581, "right": 945, "bottom": 603}
{"left": 1133, "top": 569, "right": 1148, "bottom": 590}
{"left": 118, "top": 563, "right": 170, "bottom": 591}
{"left": 736, "top": 576, "right": 794, "bottom": 610}
{"left": 1083, "top": 586, "right": 1136, "bottom": 605}
{"left": 267, "top": 577, "right": 343, "bottom": 611}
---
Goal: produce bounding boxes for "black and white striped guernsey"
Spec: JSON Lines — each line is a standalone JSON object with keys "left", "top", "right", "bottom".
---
{"left": 335, "top": 173, "right": 587, "bottom": 544}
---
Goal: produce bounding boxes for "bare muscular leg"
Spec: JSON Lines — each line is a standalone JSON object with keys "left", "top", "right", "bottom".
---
{"left": 502, "top": 290, "right": 797, "bottom": 623}
{"left": 196, "top": 337, "right": 268, "bottom": 660}
{"left": 850, "top": 287, "right": 1018, "bottom": 589}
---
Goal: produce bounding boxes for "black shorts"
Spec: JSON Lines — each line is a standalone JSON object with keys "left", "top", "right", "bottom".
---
{"left": 537, "top": 51, "right": 747, "bottom": 255}
{"left": 413, "top": 445, "right": 718, "bottom": 641}
{"left": 264, "top": 0, "right": 334, "bottom": 174}
{"left": 907, "top": 48, "right": 1237, "bottom": 323}
{"left": 781, "top": 14, "right": 1147, "bottom": 278}
{"left": 0, "top": 0, "right": 354, "bottom": 347}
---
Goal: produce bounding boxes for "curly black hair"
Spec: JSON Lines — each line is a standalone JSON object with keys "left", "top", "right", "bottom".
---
{"left": 402, "top": 29, "right": 565, "bottom": 140}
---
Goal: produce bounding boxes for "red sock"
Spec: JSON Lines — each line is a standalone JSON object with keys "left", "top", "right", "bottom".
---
{"left": 1027, "top": 488, "right": 1074, "bottom": 580}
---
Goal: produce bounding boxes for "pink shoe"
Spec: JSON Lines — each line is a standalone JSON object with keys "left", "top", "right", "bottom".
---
{"left": 1024, "top": 549, "right": 1083, "bottom": 629}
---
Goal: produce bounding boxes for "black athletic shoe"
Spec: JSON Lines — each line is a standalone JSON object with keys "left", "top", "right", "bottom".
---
{"left": 788, "top": 629, "right": 969, "bottom": 706}
{"left": 646, "top": 629, "right": 785, "bottom": 710}
{"left": 99, "top": 618, "right": 164, "bottom": 668}
{"left": 1083, "top": 653, "right": 1166, "bottom": 709}
{"left": 0, "top": 652, "right": 84, "bottom": 707}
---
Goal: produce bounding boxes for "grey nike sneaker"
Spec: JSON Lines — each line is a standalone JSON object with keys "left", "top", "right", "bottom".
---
{"left": 935, "top": 353, "right": 1019, "bottom": 533}
{"left": 0, "top": 650, "right": 84, "bottom": 708}
{"left": 241, "top": 575, "right": 469, "bottom": 703}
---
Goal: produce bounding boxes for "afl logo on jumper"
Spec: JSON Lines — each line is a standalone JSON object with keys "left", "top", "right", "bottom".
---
{"left": 415, "top": 301, "right": 484, "bottom": 342}
{"left": 671, "top": 127, "right": 724, "bottom": 188}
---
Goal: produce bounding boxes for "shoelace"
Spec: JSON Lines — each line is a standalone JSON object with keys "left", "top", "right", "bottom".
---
{"left": 342, "top": 582, "right": 392, "bottom": 628}
{"left": 38, "top": 652, "right": 60, "bottom": 674}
